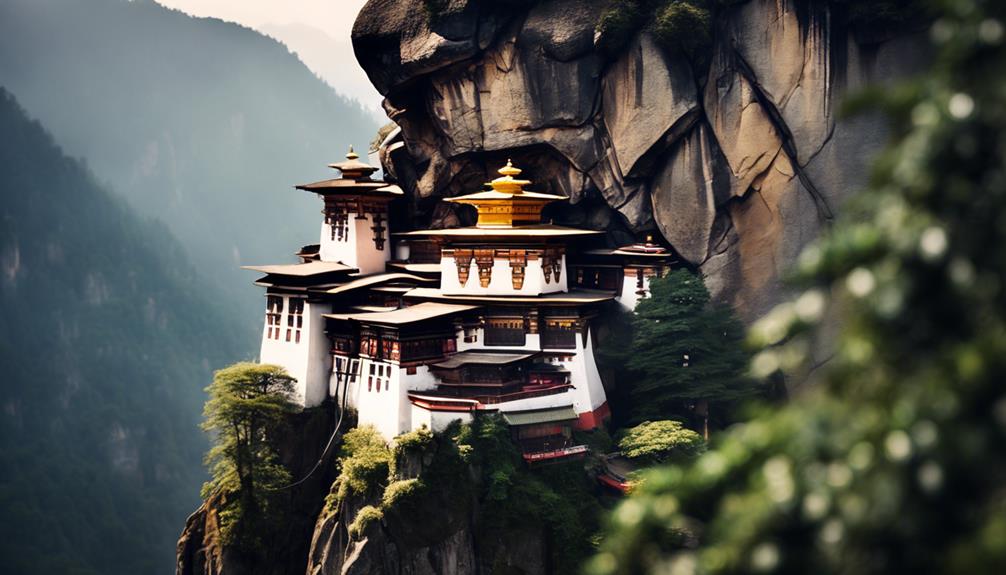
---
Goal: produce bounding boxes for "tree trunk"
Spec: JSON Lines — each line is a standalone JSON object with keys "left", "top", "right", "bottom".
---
{"left": 695, "top": 399, "right": 710, "bottom": 440}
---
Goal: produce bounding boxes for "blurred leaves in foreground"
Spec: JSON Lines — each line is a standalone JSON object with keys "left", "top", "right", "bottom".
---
{"left": 590, "top": 0, "right": 1006, "bottom": 573}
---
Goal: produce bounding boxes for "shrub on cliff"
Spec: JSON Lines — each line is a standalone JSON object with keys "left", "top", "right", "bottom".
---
{"left": 617, "top": 420, "right": 705, "bottom": 464}
{"left": 334, "top": 425, "right": 393, "bottom": 500}
{"left": 200, "top": 362, "right": 298, "bottom": 548}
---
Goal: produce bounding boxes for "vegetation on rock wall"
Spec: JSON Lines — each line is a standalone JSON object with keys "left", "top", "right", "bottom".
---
{"left": 596, "top": 0, "right": 925, "bottom": 66}
{"left": 201, "top": 363, "right": 299, "bottom": 549}
{"left": 322, "top": 418, "right": 606, "bottom": 574}
{"left": 589, "top": 0, "right": 1006, "bottom": 572}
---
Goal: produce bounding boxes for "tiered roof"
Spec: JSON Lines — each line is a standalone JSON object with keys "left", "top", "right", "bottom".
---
{"left": 295, "top": 147, "right": 403, "bottom": 198}
{"left": 400, "top": 160, "right": 602, "bottom": 240}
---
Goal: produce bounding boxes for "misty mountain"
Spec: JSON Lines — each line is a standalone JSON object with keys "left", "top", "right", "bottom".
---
{"left": 259, "top": 21, "right": 384, "bottom": 119}
{"left": 0, "top": 87, "right": 248, "bottom": 574}
{"left": 0, "top": 0, "right": 380, "bottom": 321}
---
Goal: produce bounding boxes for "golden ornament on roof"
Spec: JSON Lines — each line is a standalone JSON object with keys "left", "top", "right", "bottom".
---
{"left": 488, "top": 159, "right": 532, "bottom": 195}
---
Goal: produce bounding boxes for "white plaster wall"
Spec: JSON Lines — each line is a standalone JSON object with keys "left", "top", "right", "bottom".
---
{"left": 410, "top": 405, "right": 472, "bottom": 433}
{"left": 554, "top": 330, "right": 608, "bottom": 414}
{"left": 440, "top": 256, "right": 568, "bottom": 296}
{"left": 616, "top": 272, "right": 650, "bottom": 311}
{"left": 259, "top": 298, "right": 333, "bottom": 408}
{"left": 319, "top": 212, "right": 390, "bottom": 274}
{"left": 348, "top": 358, "right": 404, "bottom": 440}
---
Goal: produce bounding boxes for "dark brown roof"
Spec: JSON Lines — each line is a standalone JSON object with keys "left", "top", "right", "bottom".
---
{"left": 242, "top": 261, "right": 356, "bottom": 277}
{"left": 431, "top": 350, "right": 538, "bottom": 369}
{"left": 323, "top": 302, "right": 478, "bottom": 326}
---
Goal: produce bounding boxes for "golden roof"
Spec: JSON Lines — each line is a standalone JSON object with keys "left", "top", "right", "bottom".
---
{"left": 445, "top": 160, "right": 567, "bottom": 228}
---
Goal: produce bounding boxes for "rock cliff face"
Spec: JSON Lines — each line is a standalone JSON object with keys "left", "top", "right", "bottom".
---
{"left": 304, "top": 434, "right": 547, "bottom": 575}
{"left": 353, "top": 0, "right": 928, "bottom": 320}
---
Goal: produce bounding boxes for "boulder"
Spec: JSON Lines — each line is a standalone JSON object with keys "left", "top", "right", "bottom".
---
{"left": 602, "top": 33, "right": 699, "bottom": 178}
{"left": 651, "top": 122, "right": 732, "bottom": 264}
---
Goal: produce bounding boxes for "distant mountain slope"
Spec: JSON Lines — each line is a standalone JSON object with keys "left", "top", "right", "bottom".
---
{"left": 0, "top": 0, "right": 379, "bottom": 318}
{"left": 0, "top": 88, "right": 247, "bottom": 574}
{"left": 259, "top": 21, "right": 384, "bottom": 119}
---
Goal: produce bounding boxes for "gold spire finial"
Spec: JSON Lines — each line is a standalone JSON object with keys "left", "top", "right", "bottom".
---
{"left": 489, "top": 160, "right": 531, "bottom": 195}
{"left": 346, "top": 145, "right": 359, "bottom": 160}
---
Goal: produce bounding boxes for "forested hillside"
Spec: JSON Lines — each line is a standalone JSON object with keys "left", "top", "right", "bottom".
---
{"left": 0, "top": 0, "right": 379, "bottom": 318}
{"left": 0, "top": 89, "right": 247, "bottom": 574}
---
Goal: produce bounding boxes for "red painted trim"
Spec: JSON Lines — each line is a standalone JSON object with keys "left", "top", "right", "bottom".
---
{"left": 522, "top": 445, "right": 588, "bottom": 461}
{"left": 597, "top": 473, "right": 630, "bottom": 494}
{"left": 574, "top": 402, "right": 611, "bottom": 430}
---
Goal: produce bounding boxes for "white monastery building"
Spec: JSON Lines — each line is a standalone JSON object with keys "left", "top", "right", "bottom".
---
{"left": 245, "top": 150, "right": 675, "bottom": 462}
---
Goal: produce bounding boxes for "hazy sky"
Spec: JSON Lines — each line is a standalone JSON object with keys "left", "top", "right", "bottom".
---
{"left": 155, "top": 0, "right": 371, "bottom": 42}
{"left": 154, "top": 0, "right": 383, "bottom": 114}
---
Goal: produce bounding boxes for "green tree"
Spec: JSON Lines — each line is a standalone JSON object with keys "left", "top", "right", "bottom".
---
{"left": 201, "top": 362, "right": 298, "bottom": 546}
{"left": 617, "top": 420, "right": 705, "bottom": 464}
{"left": 626, "top": 269, "right": 754, "bottom": 435}
{"left": 589, "top": 1, "right": 1006, "bottom": 573}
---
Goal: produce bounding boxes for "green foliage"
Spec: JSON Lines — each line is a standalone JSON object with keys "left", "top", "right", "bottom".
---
{"left": 348, "top": 505, "right": 384, "bottom": 539}
{"left": 460, "top": 414, "right": 602, "bottom": 575}
{"left": 590, "top": 0, "right": 1006, "bottom": 573}
{"left": 381, "top": 478, "right": 426, "bottom": 509}
{"left": 0, "top": 87, "right": 248, "bottom": 575}
{"left": 393, "top": 425, "right": 434, "bottom": 456}
{"left": 653, "top": 1, "right": 713, "bottom": 62}
{"left": 617, "top": 420, "right": 705, "bottom": 463}
{"left": 595, "top": 0, "right": 648, "bottom": 56}
{"left": 201, "top": 363, "right": 298, "bottom": 547}
{"left": 625, "top": 269, "right": 755, "bottom": 423}
{"left": 335, "top": 425, "right": 393, "bottom": 500}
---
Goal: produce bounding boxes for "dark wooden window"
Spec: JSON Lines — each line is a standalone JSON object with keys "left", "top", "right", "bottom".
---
{"left": 287, "top": 298, "right": 304, "bottom": 343}
{"left": 266, "top": 296, "right": 283, "bottom": 340}
{"left": 485, "top": 317, "right": 525, "bottom": 346}
{"left": 542, "top": 318, "right": 577, "bottom": 349}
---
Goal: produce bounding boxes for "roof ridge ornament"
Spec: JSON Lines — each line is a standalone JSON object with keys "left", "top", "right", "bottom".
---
{"left": 326, "top": 144, "right": 378, "bottom": 180}
{"left": 488, "top": 159, "right": 532, "bottom": 195}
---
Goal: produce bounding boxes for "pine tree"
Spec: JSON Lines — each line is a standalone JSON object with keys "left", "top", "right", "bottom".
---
{"left": 201, "top": 362, "right": 298, "bottom": 547}
{"left": 626, "top": 269, "right": 754, "bottom": 435}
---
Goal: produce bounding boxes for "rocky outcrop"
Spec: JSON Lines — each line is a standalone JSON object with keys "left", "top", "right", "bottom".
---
{"left": 176, "top": 406, "right": 338, "bottom": 575}
{"left": 305, "top": 431, "right": 547, "bottom": 575}
{"left": 353, "top": 0, "right": 929, "bottom": 320}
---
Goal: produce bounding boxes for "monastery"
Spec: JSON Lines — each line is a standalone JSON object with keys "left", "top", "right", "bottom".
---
{"left": 245, "top": 149, "right": 675, "bottom": 462}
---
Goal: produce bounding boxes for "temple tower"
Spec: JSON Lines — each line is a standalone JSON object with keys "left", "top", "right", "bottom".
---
{"left": 295, "top": 148, "right": 402, "bottom": 274}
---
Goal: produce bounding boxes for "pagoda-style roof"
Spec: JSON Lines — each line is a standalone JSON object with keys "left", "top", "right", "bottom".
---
{"left": 398, "top": 224, "right": 602, "bottom": 240}
{"left": 404, "top": 287, "right": 614, "bottom": 306}
{"left": 324, "top": 272, "right": 435, "bottom": 295}
{"left": 323, "top": 302, "right": 478, "bottom": 326}
{"left": 295, "top": 147, "right": 402, "bottom": 198}
{"left": 243, "top": 260, "right": 359, "bottom": 290}
{"left": 502, "top": 405, "right": 578, "bottom": 426}
{"left": 445, "top": 160, "right": 567, "bottom": 228}
{"left": 431, "top": 350, "right": 538, "bottom": 369}
{"left": 242, "top": 261, "right": 357, "bottom": 277}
